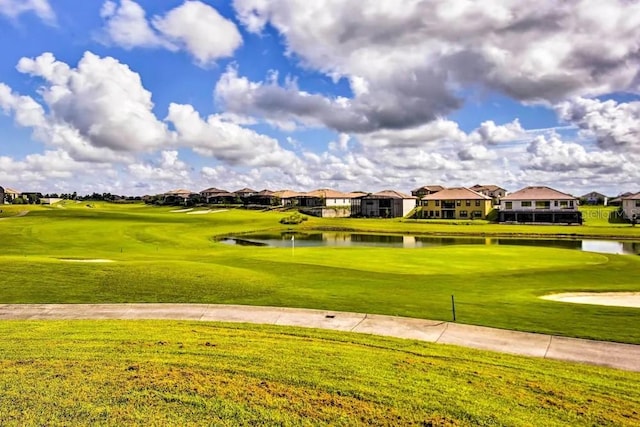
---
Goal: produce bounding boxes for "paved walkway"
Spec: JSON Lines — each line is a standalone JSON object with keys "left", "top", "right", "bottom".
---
{"left": 1, "top": 303, "right": 639, "bottom": 372}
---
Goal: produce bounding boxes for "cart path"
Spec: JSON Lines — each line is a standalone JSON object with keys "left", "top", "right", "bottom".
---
{"left": 1, "top": 303, "right": 639, "bottom": 372}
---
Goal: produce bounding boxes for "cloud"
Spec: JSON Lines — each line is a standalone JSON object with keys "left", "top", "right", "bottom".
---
{"left": 215, "top": 64, "right": 460, "bottom": 134}
{"left": 128, "top": 150, "right": 191, "bottom": 182}
{"left": 469, "top": 119, "right": 526, "bottom": 145}
{"left": 232, "top": 0, "right": 640, "bottom": 131}
{"left": 0, "top": 0, "right": 55, "bottom": 24}
{"left": 99, "top": 0, "right": 172, "bottom": 50}
{"left": 555, "top": 97, "right": 640, "bottom": 152}
{"left": 99, "top": 0, "right": 242, "bottom": 66}
{"left": 525, "top": 134, "right": 626, "bottom": 172}
{"left": 166, "top": 102, "right": 301, "bottom": 168}
{"left": 16, "top": 51, "right": 170, "bottom": 154}
{"left": 152, "top": 1, "right": 242, "bottom": 66}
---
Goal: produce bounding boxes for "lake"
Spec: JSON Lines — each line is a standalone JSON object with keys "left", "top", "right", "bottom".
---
{"left": 220, "top": 232, "right": 640, "bottom": 255}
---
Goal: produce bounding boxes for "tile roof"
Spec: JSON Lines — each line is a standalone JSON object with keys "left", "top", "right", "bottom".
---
{"left": 252, "top": 189, "right": 275, "bottom": 196}
{"left": 470, "top": 184, "right": 505, "bottom": 192}
{"left": 234, "top": 187, "right": 257, "bottom": 194}
{"left": 165, "top": 189, "right": 193, "bottom": 195}
{"left": 412, "top": 185, "right": 444, "bottom": 192}
{"left": 502, "top": 186, "right": 576, "bottom": 201}
{"left": 273, "top": 190, "right": 302, "bottom": 199}
{"left": 3, "top": 187, "right": 20, "bottom": 194}
{"left": 621, "top": 192, "right": 640, "bottom": 200}
{"left": 302, "top": 188, "right": 357, "bottom": 199}
{"left": 200, "top": 187, "right": 228, "bottom": 194}
{"left": 363, "top": 190, "right": 416, "bottom": 199}
{"left": 420, "top": 187, "right": 491, "bottom": 200}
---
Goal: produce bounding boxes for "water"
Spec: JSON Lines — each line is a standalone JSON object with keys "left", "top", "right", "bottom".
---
{"left": 220, "top": 232, "right": 640, "bottom": 255}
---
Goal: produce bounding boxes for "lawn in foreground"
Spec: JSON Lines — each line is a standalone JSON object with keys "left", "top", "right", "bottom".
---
{"left": 1, "top": 203, "right": 640, "bottom": 343}
{"left": 0, "top": 320, "right": 638, "bottom": 426}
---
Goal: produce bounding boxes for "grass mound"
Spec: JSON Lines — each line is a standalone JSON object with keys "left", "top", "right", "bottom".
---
{"left": 0, "top": 321, "right": 638, "bottom": 426}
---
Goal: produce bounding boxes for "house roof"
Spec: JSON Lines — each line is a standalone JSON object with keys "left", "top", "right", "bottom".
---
{"left": 3, "top": 187, "right": 20, "bottom": 194}
{"left": 234, "top": 187, "right": 257, "bottom": 194}
{"left": 580, "top": 191, "right": 608, "bottom": 198}
{"left": 165, "top": 189, "right": 193, "bottom": 195}
{"left": 412, "top": 185, "right": 444, "bottom": 193}
{"left": 273, "top": 189, "right": 302, "bottom": 199}
{"left": 251, "top": 189, "right": 275, "bottom": 197}
{"left": 420, "top": 187, "right": 491, "bottom": 200}
{"left": 362, "top": 190, "right": 416, "bottom": 200}
{"left": 470, "top": 184, "right": 505, "bottom": 192}
{"left": 502, "top": 186, "right": 576, "bottom": 201}
{"left": 302, "top": 188, "right": 357, "bottom": 199}
{"left": 200, "top": 187, "right": 228, "bottom": 194}
{"left": 621, "top": 192, "right": 640, "bottom": 200}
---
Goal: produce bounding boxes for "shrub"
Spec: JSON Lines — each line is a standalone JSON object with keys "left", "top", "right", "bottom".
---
{"left": 280, "top": 212, "right": 307, "bottom": 224}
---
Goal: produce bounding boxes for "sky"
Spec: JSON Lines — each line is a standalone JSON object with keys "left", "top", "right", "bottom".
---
{"left": 1, "top": 0, "right": 639, "bottom": 197}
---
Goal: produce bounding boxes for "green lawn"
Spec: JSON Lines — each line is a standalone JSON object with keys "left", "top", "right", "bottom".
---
{"left": 0, "top": 320, "right": 638, "bottom": 426}
{"left": 1, "top": 202, "right": 640, "bottom": 344}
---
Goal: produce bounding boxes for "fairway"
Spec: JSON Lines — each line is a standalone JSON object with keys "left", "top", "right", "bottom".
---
{"left": 1, "top": 202, "right": 640, "bottom": 344}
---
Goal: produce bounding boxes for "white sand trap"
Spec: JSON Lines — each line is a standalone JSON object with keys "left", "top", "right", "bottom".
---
{"left": 59, "top": 258, "right": 114, "bottom": 263}
{"left": 187, "top": 209, "right": 229, "bottom": 215}
{"left": 541, "top": 292, "right": 640, "bottom": 308}
{"left": 170, "top": 208, "right": 193, "bottom": 213}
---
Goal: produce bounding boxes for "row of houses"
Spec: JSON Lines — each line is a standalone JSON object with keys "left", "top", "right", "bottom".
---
{"left": 159, "top": 185, "right": 640, "bottom": 224}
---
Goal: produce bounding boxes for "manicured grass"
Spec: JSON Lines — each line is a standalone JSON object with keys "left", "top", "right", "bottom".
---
{"left": 0, "top": 320, "right": 638, "bottom": 426}
{"left": 1, "top": 202, "right": 640, "bottom": 343}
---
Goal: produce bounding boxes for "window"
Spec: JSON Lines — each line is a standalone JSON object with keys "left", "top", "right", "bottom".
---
{"left": 560, "top": 201, "right": 569, "bottom": 208}
{"left": 472, "top": 211, "right": 482, "bottom": 218}
{"left": 435, "top": 200, "right": 440, "bottom": 206}
{"left": 465, "top": 200, "right": 471, "bottom": 206}
{"left": 460, "top": 210, "right": 468, "bottom": 218}
{"left": 554, "top": 201, "right": 558, "bottom": 207}
{"left": 635, "top": 200, "right": 640, "bottom": 207}
{"left": 429, "top": 210, "right": 434, "bottom": 217}
{"left": 569, "top": 201, "right": 574, "bottom": 207}
{"left": 536, "top": 201, "right": 550, "bottom": 209}
{"left": 475, "top": 200, "right": 481, "bottom": 206}
{"left": 521, "top": 201, "right": 532, "bottom": 207}
{"left": 456, "top": 200, "right": 461, "bottom": 206}
{"left": 435, "top": 211, "right": 440, "bottom": 217}
{"left": 505, "top": 202, "right": 512, "bottom": 209}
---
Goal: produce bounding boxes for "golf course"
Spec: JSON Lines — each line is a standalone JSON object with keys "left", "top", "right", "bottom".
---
{"left": 1, "top": 202, "right": 640, "bottom": 425}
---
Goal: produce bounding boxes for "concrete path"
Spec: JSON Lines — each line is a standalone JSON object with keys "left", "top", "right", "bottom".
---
{"left": 1, "top": 303, "right": 639, "bottom": 373}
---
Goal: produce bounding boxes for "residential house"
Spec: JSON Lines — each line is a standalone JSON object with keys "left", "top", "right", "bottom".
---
{"left": 1, "top": 187, "right": 20, "bottom": 204}
{"left": 470, "top": 184, "right": 507, "bottom": 203}
{"left": 580, "top": 191, "right": 608, "bottom": 205}
{"left": 499, "top": 186, "right": 582, "bottom": 224}
{"left": 247, "top": 189, "right": 278, "bottom": 206}
{"left": 621, "top": 193, "right": 640, "bottom": 221}
{"left": 234, "top": 188, "right": 257, "bottom": 201}
{"left": 273, "top": 190, "right": 301, "bottom": 207}
{"left": 411, "top": 185, "right": 444, "bottom": 198}
{"left": 163, "top": 189, "right": 194, "bottom": 204}
{"left": 354, "top": 190, "right": 417, "bottom": 218}
{"left": 200, "top": 187, "right": 237, "bottom": 204}
{"left": 420, "top": 187, "right": 492, "bottom": 219}
{"left": 609, "top": 192, "right": 633, "bottom": 206}
{"left": 296, "top": 189, "right": 358, "bottom": 217}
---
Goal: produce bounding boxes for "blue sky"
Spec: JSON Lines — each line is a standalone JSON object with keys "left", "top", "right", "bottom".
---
{"left": 1, "top": 0, "right": 639, "bottom": 196}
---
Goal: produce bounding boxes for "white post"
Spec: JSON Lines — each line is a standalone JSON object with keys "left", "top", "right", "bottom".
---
{"left": 291, "top": 235, "right": 295, "bottom": 256}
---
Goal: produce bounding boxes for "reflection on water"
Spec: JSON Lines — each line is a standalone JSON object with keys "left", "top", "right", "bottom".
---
{"left": 220, "top": 232, "right": 640, "bottom": 255}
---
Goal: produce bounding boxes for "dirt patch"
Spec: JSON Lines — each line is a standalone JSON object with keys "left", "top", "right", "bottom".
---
{"left": 541, "top": 292, "right": 640, "bottom": 308}
{"left": 59, "top": 259, "right": 115, "bottom": 263}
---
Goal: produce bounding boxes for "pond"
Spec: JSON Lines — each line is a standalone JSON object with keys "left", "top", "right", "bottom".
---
{"left": 220, "top": 232, "right": 640, "bottom": 255}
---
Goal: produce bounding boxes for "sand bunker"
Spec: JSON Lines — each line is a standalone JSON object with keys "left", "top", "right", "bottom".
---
{"left": 541, "top": 292, "right": 640, "bottom": 308}
{"left": 59, "top": 259, "right": 114, "bottom": 263}
{"left": 170, "top": 208, "right": 193, "bottom": 213}
{"left": 186, "top": 209, "right": 228, "bottom": 215}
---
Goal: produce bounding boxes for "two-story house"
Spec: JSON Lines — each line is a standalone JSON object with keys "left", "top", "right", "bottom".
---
{"left": 420, "top": 187, "right": 492, "bottom": 219}
{"left": 499, "top": 186, "right": 581, "bottom": 224}
{"left": 621, "top": 193, "right": 640, "bottom": 221}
